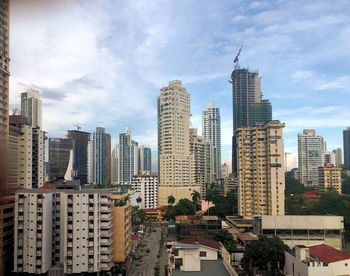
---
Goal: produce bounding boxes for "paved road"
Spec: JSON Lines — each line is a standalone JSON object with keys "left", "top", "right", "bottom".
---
{"left": 128, "top": 225, "right": 163, "bottom": 276}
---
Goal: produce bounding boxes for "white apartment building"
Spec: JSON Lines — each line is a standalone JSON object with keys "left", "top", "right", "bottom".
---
{"left": 157, "top": 80, "right": 199, "bottom": 205}
{"left": 236, "top": 120, "right": 285, "bottom": 216}
{"left": 21, "top": 88, "right": 42, "bottom": 129}
{"left": 14, "top": 189, "right": 113, "bottom": 274}
{"left": 131, "top": 175, "right": 158, "bottom": 209}
{"left": 202, "top": 102, "right": 221, "bottom": 180}
{"left": 298, "top": 129, "right": 324, "bottom": 187}
{"left": 323, "top": 151, "right": 336, "bottom": 166}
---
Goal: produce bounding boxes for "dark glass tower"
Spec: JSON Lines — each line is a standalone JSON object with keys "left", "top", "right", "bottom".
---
{"left": 231, "top": 68, "right": 272, "bottom": 175}
{"left": 344, "top": 127, "right": 350, "bottom": 170}
{"left": 67, "top": 130, "right": 91, "bottom": 184}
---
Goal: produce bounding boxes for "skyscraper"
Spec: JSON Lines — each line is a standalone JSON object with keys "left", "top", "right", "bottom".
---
{"left": 236, "top": 120, "right": 285, "bottom": 216}
{"left": 138, "top": 145, "right": 152, "bottom": 174}
{"left": 0, "top": 2, "right": 12, "bottom": 275}
{"left": 118, "top": 127, "right": 138, "bottom": 184}
{"left": 0, "top": 0, "right": 9, "bottom": 145}
{"left": 158, "top": 80, "right": 199, "bottom": 205}
{"left": 67, "top": 130, "right": 91, "bottom": 184}
{"left": 344, "top": 127, "right": 350, "bottom": 170}
{"left": 298, "top": 129, "right": 324, "bottom": 186}
{"left": 189, "top": 128, "right": 212, "bottom": 196}
{"left": 111, "top": 144, "right": 118, "bottom": 182}
{"left": 87, "top": 140, "right": 93, "bottom": 184}
{"left": 230, "top": 67, "right": 272, "bottom": 175}
{"left": 202, "top": 102, "right": 221, "bottom": 180}
{"left": 20, "top": 89, "right": 42, "bottom": 129}
{"left": 48, "top": 138, "right": 73, "bottom": 181}
{"left": 334, "top": 148, "right": 342, "bottom": 168}
{"left": 93, "top": 127, "right": 111, "bottom": 186}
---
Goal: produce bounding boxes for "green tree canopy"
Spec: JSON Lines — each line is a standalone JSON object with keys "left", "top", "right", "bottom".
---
{"left": 241, "top": 235, "right": 289, "bottom": 274}
{"left": 168, "top": 195, "right": 175, "bottom": 205}
{"left": 212, "top": 229, "right": 237, "bottom": 253}
{"left": 285, "top": 172, "right": 305, "bottom": 195}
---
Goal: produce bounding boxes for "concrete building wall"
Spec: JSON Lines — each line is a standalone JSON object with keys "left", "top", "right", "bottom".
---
{"left": 318, "top": 164, "right": 342, "bottom": 194}
{"left": 237, "top": 120, "right": 285, "bottom": 216}
{"left": 131, "top": 175, "right": 158, "bottom": 208}
{"left": 158, "top": 80, "right": 199, "bottom": 205}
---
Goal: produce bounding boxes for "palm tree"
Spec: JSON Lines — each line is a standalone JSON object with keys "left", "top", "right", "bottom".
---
{"left": 167, "top": 195, "right": 175, "bottom": 205}
{"left": 205, "top": 190, "right": 215, "bottom": 215}
{"left": 191, "top": 190, "right": 201, "bottom": 212}
{"left": 136, "top": 196, "right": 142, "bottom": 208}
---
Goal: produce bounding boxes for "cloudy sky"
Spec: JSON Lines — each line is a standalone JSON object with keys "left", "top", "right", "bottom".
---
{"left": 9, "top": 0, "right": 350, "bottom": 171}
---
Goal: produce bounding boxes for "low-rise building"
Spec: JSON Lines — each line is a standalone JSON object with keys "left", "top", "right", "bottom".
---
{"left": 169, "top": 237, "right": 220, "bottom": 272}
{"left": 175, "top": 215, "right": 221, "bottom": 239}
{"left": 253, "top": 215, "right": 344, "bottom": 250}
{"left": 318, "top": 164, "right": 342, "bottom": 194}
{"left": 285, "top": 244, "right": 350, "bottom": 276}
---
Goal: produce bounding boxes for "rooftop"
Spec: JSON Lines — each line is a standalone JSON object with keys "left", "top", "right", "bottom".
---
{"left": 309, "top": 244, "right": 350, "bottom": 264}
{"left": 178, "top": 237, "right": 221, "bottom": 250}
{"left": 172, "top": 260, "right": 229, "bottom": 276}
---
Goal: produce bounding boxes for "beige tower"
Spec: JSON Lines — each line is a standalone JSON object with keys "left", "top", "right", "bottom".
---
{"left": 157, "top": 80, "right": 199, "bottom": 205}
{"left": 189, "top": 128, "right": 212, "bottom": 196}
{"left": 319, "top": 164, "right": 342, "bottom": 194}
{"left": 237, "top": 120, "right": 285, "bottom": 216}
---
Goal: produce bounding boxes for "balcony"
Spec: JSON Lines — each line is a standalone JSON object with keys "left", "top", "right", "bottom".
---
{"left": 101, "top": 247, "right": 112, "bottom": 254}
{"left": 101, "top": 254, "right": 112, "bottom": 262}
{"left": 18, "top": 215, "right": 23, "bottom": 221}
{"left": 101, "top": 222, "right": 112, "bottom": 229}
{"left": 101, "top": 230, "right": 112, "bottom": 238}
{"left": 101, "top": 214, "right": 112, "bottom": 220}
{"left": 68, "top": 233, "right": 73, "bottom": 239}
{"left": 100, "top": 262, "right": 113, "bottom": 271}
{"left": 88, "top": 241, "right": 94, "bottom": 247}
{"left": 101, "top": 239, "right": 112, "bottom": 246}
{"left": 89, "top": 258, "right": 94, "bottom": 264}
{"left": 68, "top": 199, "right": 73, "bottom": 204}
{"left": 36, "top": 241, "right": 42, "bottom": 247}
{"left": 36, "top": 260, "right": 42, "bottom": 265}
{"left": 67, "top": 242, "right": 73, "bottom": 248}
{"left": 68, "top": 225, "right": 73, "bottom": 230}
{"left": 36, "top": 251, "right": 41, "bottom": 257}
{"left": 37, "top": 233, "right": 42, "bottom": 239}
{"left": 89, "top": 249, "right": 94, "bottom": 255}
{"left": 67, "top": 259, "right": 72, "bottom": 265}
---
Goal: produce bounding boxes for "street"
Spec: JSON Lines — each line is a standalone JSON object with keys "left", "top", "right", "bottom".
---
{"left": 128, "top": 224, "right": 168, "bottom": 276}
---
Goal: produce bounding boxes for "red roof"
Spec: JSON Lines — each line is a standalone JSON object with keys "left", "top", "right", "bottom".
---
{"left": 178, "top": 237, "right": 221, "bottom": 250}
{"left": 304, "top": 193, "right": 320, "bottom": 199}
{"left": 309, "top": 244, "right": 350, "bottom": 263}
{"left": 166, "top": 236, "right": 176, "bottom": 241}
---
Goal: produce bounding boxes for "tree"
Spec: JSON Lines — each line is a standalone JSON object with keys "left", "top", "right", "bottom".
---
{"left": 205, "top": 190, "right": 215, "bottom": 215}
{"left": 241, "top": 235, "right": 289, "bottom": 275}
{"left": 342, "top": 175, "right": 350, "bottom": 194}
{"left": 168, "top": 195, "right": 175, "bottom": 205}
{"left": 173, "top": 199, "right": 195, "bottom": 216}
{"left": 285, "top": 172, "right": 305, "bottom": 195}
{"left": 136, "top": 196, "right": 142, "bottom": 208}
{"left": 212, "top": 229, "right": 237, "bottom": 253}
{"left": 136, "top": 208, "right": 146, "bottom": 223}
{"left": 191, "top": 190, "right": 201, "bottom": 212}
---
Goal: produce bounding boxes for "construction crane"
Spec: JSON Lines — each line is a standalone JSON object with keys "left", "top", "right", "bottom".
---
{"left": 234, "top": 45, "right": 243, "bottom": 70}
{"left": 73, "top": 124, "right": 81, "bottom": 131}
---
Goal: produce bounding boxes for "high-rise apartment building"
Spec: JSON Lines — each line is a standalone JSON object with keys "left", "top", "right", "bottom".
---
{"left": 334, "top": 148, "right": 342, "bottom": 168}
{"left": 230, "top": 67, "right": 272, "bottom": 175}
{"left": 131, "top": 175, "right": 158, "bottom": 209}
{"left": 0, "top": 0, "right": 9, "bottom": 145}
{"left": 0, "top": 2, "right": 12, "bottom": 275}
{"left": 236, "top": 120, "right": 285, "bottom": 216}
{"left": 48, "top": 138, "right": 73, "bottom": 182}
{"left": 189, "top": 128, "right": 212, "bottom": 196}
{"left": 344, "top": 127, "right": 350, "bottom": 170}
{"left": 111, "top": 192, "right": 132, "bottom": 263}
{"left": 87, "top": 140, "right": 93, "bottom": 184}
{"left": 323, "top": 151, "right": 336, "bottom": 166}
{"left": 111, "top": 145, "right": 118, "bottom": 182}
{"left": 21, "top": 89, "right": 42, "bottom": 129}
{"left": 138, "top": 145, "right": 152, "bottom": 174}
{"left": 13, "top": 189, "right": 113, "bottom": 274}
{"left": 221, "top": 163, "right": 229, "bottom": 178}
{"left": 67, "top": 130, "right": 91, "bottom": 184}
{"left": 9, "top": 115, "right": 44, "bottom": 189}
{"left": 318, "top": 164, "right": 342, "bottom": 194}
{"left": 298, "top": 129, "right": 324, "bottom": 187}
{"left": 202, "top": 102, "right": 221, "bottom": 180}
{"left": 93, "top": 127, "right": 111, "bottom": 186}
{"left": 118, "top": 127, "right": 138, "bottom": 184}
{"left": 158, "top": 80, "right": 199, "bottom": 205}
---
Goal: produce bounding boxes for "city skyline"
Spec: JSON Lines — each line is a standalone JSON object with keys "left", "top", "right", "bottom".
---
{"left": 8, "top": 0, "right": 350, "bottom": 171}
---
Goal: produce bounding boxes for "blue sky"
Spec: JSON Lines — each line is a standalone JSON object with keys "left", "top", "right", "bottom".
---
{"left": 9, "top": 0, "right": 350, "bottom": 171}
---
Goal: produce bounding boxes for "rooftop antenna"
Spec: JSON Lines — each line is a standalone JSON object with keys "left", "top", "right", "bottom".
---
{"left": 234, "top": 45, "right": 243, "bottom": 70}
{"left": 73, "top": 123, "right": 81, "bottom": 131}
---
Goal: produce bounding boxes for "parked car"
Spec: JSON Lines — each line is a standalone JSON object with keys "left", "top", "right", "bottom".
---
{"left": 146, "top": 248, "right": 151, "bottom": 253}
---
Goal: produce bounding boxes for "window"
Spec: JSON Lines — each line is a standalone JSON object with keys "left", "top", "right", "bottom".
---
{"left": 199, "top": 251, "right": 207, "bottom": 257}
